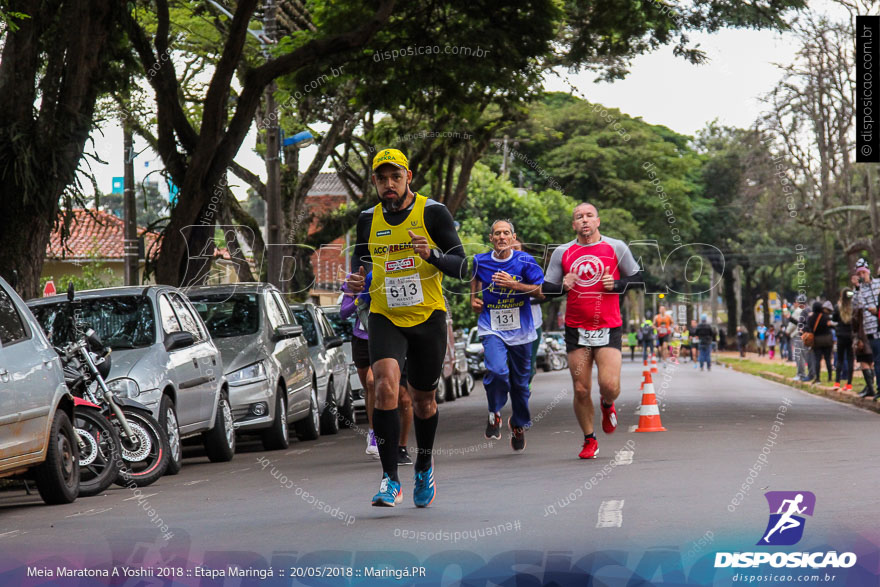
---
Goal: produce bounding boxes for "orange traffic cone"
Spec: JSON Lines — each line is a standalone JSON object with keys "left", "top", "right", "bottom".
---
{"left": 650, "top": 355, "right": 658, "bottom": 374}
{"left": 635, "top": 372, "right": 666, "bottom": 432}
{"left": 640, "top": 370, "right": 650, "bottom": 390}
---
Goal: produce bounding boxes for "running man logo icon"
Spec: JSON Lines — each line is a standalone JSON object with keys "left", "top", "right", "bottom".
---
{"left": 758, "top": 491, "right": 816, "bottom": 546}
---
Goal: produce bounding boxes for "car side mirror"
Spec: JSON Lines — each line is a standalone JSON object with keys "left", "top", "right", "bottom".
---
{"left": 324, "top": 335, "right": 343, "bottom": 350}
{"left": 274, "top": 324, "right": 303, "bottom": 340}
{"left": 165, "top": 331, "right": 195, "bottom": 351}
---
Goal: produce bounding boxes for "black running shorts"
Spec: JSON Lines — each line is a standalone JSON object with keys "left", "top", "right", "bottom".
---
{"left": 564, "top": 325, "right": 623, "bottom": 353}
{"left": 368, "top": 310, "right": 447, "bottom": 392}
{"left": 351, "top": 335, "right": 371, "bottom": 369}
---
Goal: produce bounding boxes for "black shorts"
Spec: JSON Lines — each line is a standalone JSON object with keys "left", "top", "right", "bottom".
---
{"left": 351, "top": 335, "right": 371, "bottom": 369}
{"left": 368, "top": 310, "right": 447, "bottom": 392}
{"left": 657, "top": 334, "right": 669, "bottom": 345}
{"left": 564, "top": 325, "right": 623, "bottom": 353}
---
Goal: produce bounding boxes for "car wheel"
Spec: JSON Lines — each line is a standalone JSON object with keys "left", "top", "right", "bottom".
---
{"left": 160, "top": 395, "right": 182, "bottom": 475}
{"left": 202, "top": 392, "right": 235, "bottom": 462}
{"left": 336, "top": 380, "right": 355, "bottom": 429}
{"left": 444, "top": 376, "right": 456, "bottom": 402}
{"left": 294, "top": 383, "right": 320, "bottom": 441}
{"left": 435, "top": 377, "right": 446, "bottom": 404}
{"left": 461, "top": 372, "right": 474, "bottom": 396}
{"left": 320, "top": 381, "right": 339, "bottom": 435}
{"left": 34, "top": 410, "right": 79, "bottom": 505}
{"left": 262, "top": 388, "right": 290, "bottom": 451}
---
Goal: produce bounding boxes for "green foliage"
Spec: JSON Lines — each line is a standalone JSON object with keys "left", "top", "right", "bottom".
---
{"left": 559, "top": 0, "right": 806, "bottom": 80}
{"left": 488, "top": 93, "right": 702, "bottom": 249}
{"left": 94, "top": 180, "right": 169, "bottom": 230}
{"left": 441, "top": 162, "right": 580, "bottom": 329}
{"left": 41, "top": 253, "right": 121, "bottom": 293}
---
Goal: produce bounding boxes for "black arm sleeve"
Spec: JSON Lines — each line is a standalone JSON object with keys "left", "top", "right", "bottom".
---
{"left": 541, "top": 281, "right": 566, "bottom": 299}
{"left": 612, "top": 270, "right": 645, "bottom": 294}
{"left": 424, "top": 204, "right": 468, "bottom": 279}
{"left": 350, "top": 212, "right": 373, "bottom": 275}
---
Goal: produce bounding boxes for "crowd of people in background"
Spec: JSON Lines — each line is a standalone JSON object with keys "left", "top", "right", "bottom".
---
{"left": 627, "top": 306, "right": 720, "bottom": 372}
{"left": 733, "top": 258, "right": 880, "bottom": 398}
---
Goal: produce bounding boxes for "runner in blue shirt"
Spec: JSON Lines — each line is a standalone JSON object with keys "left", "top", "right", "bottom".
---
{"left": 470, "top": 220, "right": 544, "bottom": 451}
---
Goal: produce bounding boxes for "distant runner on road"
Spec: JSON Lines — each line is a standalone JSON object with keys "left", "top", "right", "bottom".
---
{"left": 542, "top": 203, "right": 642, "bottom": 459}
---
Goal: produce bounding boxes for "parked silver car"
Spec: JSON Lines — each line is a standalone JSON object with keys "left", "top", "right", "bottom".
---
{"left": 0, "top": 277, "right": 80, "bottom": 504}
{"left": 186, "top": 284, "right": 318, "bottom": 448}
{"left": 321, "top": 305, "right": 364, "bottom": 413}
{"left": 288, "top": 303, "right": 352, "bottom": 434}
{"left": 29, "top": 286, "right": 235, "bottom": 476}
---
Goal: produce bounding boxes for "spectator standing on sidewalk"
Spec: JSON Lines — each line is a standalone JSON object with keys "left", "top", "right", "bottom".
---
{"left": 767, "top": 326, "right": 776, "bottom": 359}
{"left": 788, "top": 301, "right": 811, "bottom": 381}
{"left": 831, "top": 288, "right": 855, "bottom": 391}
{"left": 805, "top": 301, "right": 833, "bottom": 384}
{"left": 756, "top": 324, "right": 768, "bottom": 357}
{"left": 852, "top": 258, "right": 880, "bottom": 397}
{"left": 736, "top": 326, "right": 748, "bottom": 357}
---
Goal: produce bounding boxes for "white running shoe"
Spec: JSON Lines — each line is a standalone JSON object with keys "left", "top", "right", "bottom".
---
{"left": 366, "top": 429, "right": 379, "bottom": 459}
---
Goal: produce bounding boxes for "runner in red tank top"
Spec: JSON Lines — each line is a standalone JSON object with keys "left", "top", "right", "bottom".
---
{"left": 543, "top": 203, "right": 642, "bottom": 459}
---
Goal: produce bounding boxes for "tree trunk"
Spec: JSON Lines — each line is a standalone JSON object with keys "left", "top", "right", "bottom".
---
{"left": 0, "top": 199, "right": 53, "bottom": 297}
{"left": 0, "top": 0, "right": 125, "bottom": 298}
{"left": 724, "top": 265, "right": 738, "bottom": 342}
{"left": 741, "top": 269, "right": 758, "bottom": 341}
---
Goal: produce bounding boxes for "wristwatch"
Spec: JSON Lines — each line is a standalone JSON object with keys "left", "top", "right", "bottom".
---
{"left": 429, "top": 248, "right": 440, "bottom": 261}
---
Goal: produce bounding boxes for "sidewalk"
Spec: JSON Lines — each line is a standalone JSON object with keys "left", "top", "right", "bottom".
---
{"left": 716, "top": 351, "right": 880, "bottom": 414}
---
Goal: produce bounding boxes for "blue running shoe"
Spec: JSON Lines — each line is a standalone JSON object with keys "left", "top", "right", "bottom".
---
{"left": 413, "top": 462, "right": 436, "bottom": 508}
{"left": 371, "top": 474, "right": 403, "bottom": 507}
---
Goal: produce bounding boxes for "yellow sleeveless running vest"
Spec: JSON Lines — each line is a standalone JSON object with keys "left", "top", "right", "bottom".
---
{"left": 369, "top": 194, "right": 446, "bottom": 327}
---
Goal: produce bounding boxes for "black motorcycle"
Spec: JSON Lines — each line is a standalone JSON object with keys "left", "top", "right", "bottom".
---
{"left": 55, "top": 285, "right": 169, "bottom": 489}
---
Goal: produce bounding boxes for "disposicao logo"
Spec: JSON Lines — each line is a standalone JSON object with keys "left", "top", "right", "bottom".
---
{"left": 759, "top": 491, "right": 814, "bottom": 546}
{"left": 714, "top": 491, "right": 857, "bottom": 569}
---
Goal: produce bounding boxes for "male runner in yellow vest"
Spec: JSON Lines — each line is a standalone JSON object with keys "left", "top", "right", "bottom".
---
{"left": 345, "top": 149, "right": 467, "bottom": 508}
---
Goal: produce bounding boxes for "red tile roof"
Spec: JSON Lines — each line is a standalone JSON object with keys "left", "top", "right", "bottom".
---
{"left": 46, "top": 209, "right": 159, "bottom": 261}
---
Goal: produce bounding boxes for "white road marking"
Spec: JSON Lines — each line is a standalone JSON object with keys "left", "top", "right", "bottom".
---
{"left": 628, "top": 425, "right": 638, "bottom": 433}
{"left": 613, "top": 450, "right": 634, "bottom": 465}
{"left": 0, "top": 530, "right": 21, "bottom": 539}
{"left": 123, "top": 492, "right": 158, "bottom": 502}
{"left": 229, "top": 468, "right": 251, "bottom": 474}
{"left": 596, "top": 500, "right": 624, "bottom": 528}
{"left": 285, "top": 449, "right": 311, "bottom": 455}
{"left": 183, "top": 479, "right": 208, "bottom": 486}
{"left": 66, "top": 508, "right": 113, "bottom": 518}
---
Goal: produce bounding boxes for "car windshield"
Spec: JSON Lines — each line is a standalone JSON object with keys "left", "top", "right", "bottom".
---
{"left": 324, "top": 310, "right": 353, "bottom": 342}
{"left": 291, "top": 309, "right": 318, "bottom": 346}
{"left": 31, "top": 296, "right": 156, "bottom": 349}
{"left": 188, "top": 293, "right": 260, "bottom": 338}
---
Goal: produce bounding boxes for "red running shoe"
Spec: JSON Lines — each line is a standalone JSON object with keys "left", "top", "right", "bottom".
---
{"left": 579, "top": 437, "right": 599, "bottom": 459}
{"left": 601, "top": 402, "right": 618, "bottom": 434}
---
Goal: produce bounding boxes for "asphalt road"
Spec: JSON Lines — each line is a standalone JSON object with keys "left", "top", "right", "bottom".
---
{"left": 1, "top": 358, "right": 878, "bottom": 584}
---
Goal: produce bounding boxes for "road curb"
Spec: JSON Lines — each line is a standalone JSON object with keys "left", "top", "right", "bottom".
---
{"left": 718, "top": 359, "right": 880, "bottom": 415}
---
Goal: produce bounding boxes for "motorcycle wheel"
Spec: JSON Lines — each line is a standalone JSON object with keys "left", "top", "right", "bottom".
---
{"left": 74, "top": 406, "right": 121, "bottom": 497}
{"left": 114, "top": 408, "right": 169, "bottom": 488}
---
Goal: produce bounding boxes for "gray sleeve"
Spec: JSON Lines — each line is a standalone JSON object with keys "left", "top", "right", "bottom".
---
{"left": 607, "top": 237, "right": 640, "bottom": 277}
{"left": 544, "top": 242, "right": 570, "bottom": 283}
